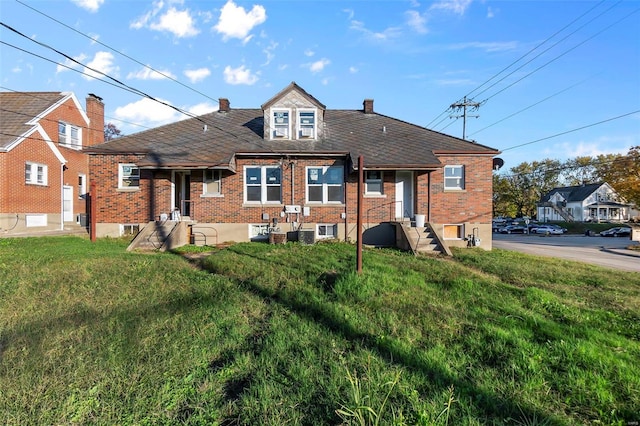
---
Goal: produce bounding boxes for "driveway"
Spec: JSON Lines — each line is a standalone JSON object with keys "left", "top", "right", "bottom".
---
{"left": 492, "top": 233, "right": 640, "bottom": 273}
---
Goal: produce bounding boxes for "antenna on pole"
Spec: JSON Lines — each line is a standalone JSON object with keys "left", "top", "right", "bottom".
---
{"left": 450, "top": 96, "right": 481, "bottom": 140}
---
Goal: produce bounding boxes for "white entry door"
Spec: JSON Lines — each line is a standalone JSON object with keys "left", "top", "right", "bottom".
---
{"left": 63, "top": 185, "right": 74, "bottom": 222}
{"left": 395, "top": 171, "right": 413, "bottom": 219}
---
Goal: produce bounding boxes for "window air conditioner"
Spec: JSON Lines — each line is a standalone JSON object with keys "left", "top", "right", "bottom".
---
{"left": 275, "top": 127, "right": 288, "bottom": 137}
{"left": 300, "top": 127, "right": 313, "bottom": 137}
{"left": 284, "top": 205, "right": 301, "bottom": 214}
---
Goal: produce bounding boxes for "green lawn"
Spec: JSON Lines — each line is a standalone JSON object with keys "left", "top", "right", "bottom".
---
{"left": 1, "top": 236, "right": 638, "bottom": 425}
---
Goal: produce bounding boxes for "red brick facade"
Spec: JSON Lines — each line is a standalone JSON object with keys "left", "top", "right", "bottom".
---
{"left": 0, "top": 93, "right": 104, "bottom": 234}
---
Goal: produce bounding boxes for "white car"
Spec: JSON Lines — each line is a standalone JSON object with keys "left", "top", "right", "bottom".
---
{"left": 531, "top": 225, "right": 563, "bottom": 235}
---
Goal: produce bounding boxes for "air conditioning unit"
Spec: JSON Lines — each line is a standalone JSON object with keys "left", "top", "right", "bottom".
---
{"left": 284, "top": 205, "right": 301, "bottom": 214}
{"left": 275, "top": 127, "right": 288, "bottom": 138}
{"left": 300, "top": 127, "right": 313, "bottom": 137}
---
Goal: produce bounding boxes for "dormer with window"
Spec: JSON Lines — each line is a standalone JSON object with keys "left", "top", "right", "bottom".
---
{"left": 262, "top": 82, "right": 325, "bottom": 141}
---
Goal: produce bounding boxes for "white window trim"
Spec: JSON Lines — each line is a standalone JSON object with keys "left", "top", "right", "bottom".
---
{"left": 306, "top": 166, "right": 344, "bottom": 204}
{"left": 297, "top": 108, "right": 316, "bottom": 139}
{"left": 58, "top": 121, "right": 82, "bottom": 149}
{"left": 120, "top": 224, "right": 140, "bottom": 236}
{"left": 365, "top": 170, "right": 384, "bottom": 195}
{"left": 272, "top": 108, "right": 291, "bottom": 140}
{"left": 244, "top": 166, "right": 282, "bottom": 204}
{"left": 316, "top": 224, "right": 338, "bottom": 239}
{"left": 25, "top": 162, "right": 48, "bottom": 186}
{"left": 202, "top": 169, "right": 222, "bottom": 197}
{"left": 118, "top": 164, "right": 140, "bottom": 190}
{"left": 444, "top": 165, "right": 465, "bottom": 190}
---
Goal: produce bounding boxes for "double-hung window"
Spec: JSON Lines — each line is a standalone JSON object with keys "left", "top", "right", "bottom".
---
{"left": 59, "top": 121, "right": 81, "bottom": 149}
{"left": 119, "top": 164, "right": 140, "bottom": 189}
{"left": 444, "top": 165, "right": 464, "bottom": 190}
{"left": 365, "top": 171, "right": 383, "bottom": 195}
{"left": 203, "top": 170, "right": 221, "bottom": 196}
{"left": 25, "top": 162, "right": 47, "bottom": 185}
{"left": 307, "top": 166, "right": 344, "bottom": 204}
{"left": 245, "top": 166, "right": 281, "bottom": 204}
{"left": 298, "top": 110, "right": 316, "bottom": 139}
{"left": 272, "top": 109, "right": 290, "bottom": 139}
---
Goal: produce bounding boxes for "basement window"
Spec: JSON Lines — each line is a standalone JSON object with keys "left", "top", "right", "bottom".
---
{"left": 443, "top": 224, "right": 464, "bottom": 240}
{"left": 120, "top": 224, "right": 140, "bottom": 236}
{"left": 317, "top": 224, "right": 337, "bottom": 239}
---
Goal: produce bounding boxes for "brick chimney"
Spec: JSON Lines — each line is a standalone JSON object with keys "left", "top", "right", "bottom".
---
{"left": 219, "top": 98, "right": 230, "bottom": 112}
{"left": 85, "top": 93, "right": 105, "bottom": 146}
{"left": 363, "top": 99, "right": 374, "bottom": 114}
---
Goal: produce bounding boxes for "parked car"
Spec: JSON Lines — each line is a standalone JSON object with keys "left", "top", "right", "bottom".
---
{"left": 600, "top": 227, "right": 631, "bottom": 237}
{"left": 530, "top": 225, "right": 564, "bottom": 235}
{"left": 499, "top": 225, "right": 528, "bottom": 234}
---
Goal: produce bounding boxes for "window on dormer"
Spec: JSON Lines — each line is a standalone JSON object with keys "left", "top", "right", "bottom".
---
{"left": 298, "top": 110, "right": 316, "bottom": 139}
{"left": 272, "top": 110, "right": 290, "bottom": 139}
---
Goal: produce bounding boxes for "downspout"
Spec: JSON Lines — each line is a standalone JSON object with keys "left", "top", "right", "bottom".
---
{"left": 427, "top": 171, "right": 432, "bottom": 223}
{"left": 60, "top": 163, "right": 66, "bottom": 230}
{"left": 290, "top": 162, "right": 295, "bottom": 205}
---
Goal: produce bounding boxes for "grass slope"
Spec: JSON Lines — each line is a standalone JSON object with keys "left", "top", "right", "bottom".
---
{"left": 0, "top": 237, "right": 638, "bottom": 425}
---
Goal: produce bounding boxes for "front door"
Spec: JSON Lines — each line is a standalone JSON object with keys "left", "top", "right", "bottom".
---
{"left": 395, "top": 171, "right": 413, "bottom": 219}
{"left": 63, "top": 185, "right": 73, "bottom": 222}
{"left": 173, "top": 172, "right": 191, "bottom": 217}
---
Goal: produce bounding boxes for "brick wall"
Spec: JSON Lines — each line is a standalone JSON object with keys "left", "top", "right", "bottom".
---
{"left": 1, "top": 97, "right": 91, "bottom": 216}
{"left": 90, "top": 153, "right": 495, "bottom": 243}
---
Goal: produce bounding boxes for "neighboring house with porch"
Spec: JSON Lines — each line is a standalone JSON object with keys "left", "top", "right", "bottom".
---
{"left": 0, "top": 91, "right": 104, "bottom": 235}
{"left": 86, "top": 82, "right": 499, "bottom": 250}
{"left": 537, "top": 182, "right": 636, "bottom": 222}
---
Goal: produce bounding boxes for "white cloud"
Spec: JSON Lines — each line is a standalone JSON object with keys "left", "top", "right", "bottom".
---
{"left": 71, "top": 0, "right": 104, "bottom": 12}
{"left": 487, "top": 6, "right": 495, "bottom": 18}
{"left": 435, "top": 78, "right": 474, "bottom": 86}
{"left": 304, "top": 49, "right": 315, "bottom": 57}
{"left": 406, "top": 10, "right": 428, "bottom": 34}
{"left": 349, "top": 66, "right": 358, "bottom": 74}
{"left": 82, "top": 51, "right": 119, "bottom": 80}
{"left": 321, "top": 78, "right": 330, "bottom": 86}
{"left": 429, "top": 0, "right": 473, "bottom": 15}
{"left": 150, "top": 7, "right": 199, "bottom": 37}
{"left": 127, "top": 67, "right": 176, "bottom": 80}
{"left": 223, "top": 65, "right": 259, "bottom": 85}
{"left": 114, "top": 97, "right": 181, "bottom": 126}
{"left": 350, "top": 20, "right": 402, "bottom": 42}
{"left": 553, "top": 138, "right": 633, "bottom": 159}
{"left": 56, "top": 53, "right": 88, "bottom": 73}
{"left": 306, "top": 58, "right": 330, "bottom": 73}
{"left": 184, "top": 67, "right": 211, "bottom": 83}
{"left": 214, "top": 0, "right": 267, "bottom": 43}
{"left": 263, "top": 41, "right": 278, "bottom": 66}
{"left": 448, "top": 41, "right": 517, "bottom": 52}
{"left": 131, "top": 1, "right": 199, "bottom": 38}
{"left": 188, "top": 102, "right": 218, "bottom": 116}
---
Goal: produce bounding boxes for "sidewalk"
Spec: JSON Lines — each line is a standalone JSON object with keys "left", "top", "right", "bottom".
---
{"left": 601, "top": 246, "right": 640, "bottom": 258}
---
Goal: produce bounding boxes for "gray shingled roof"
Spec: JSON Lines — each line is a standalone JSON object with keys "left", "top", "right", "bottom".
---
{"left": 0, "top": 92, "right": 67, "bottom": 150}
{"left": 86, "top": 105, "right": 499, "bottom": 170}
{"left": 540, "top": 183, "right": 603, "bottom": 203}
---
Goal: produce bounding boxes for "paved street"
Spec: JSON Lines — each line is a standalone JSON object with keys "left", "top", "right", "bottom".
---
{"left": 492, "top": 233, "right": 640, "bottom": 273}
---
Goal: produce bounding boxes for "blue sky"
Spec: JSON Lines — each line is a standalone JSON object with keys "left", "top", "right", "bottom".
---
{"left": 1, "top": 0, "right": 639, "bottom": 170}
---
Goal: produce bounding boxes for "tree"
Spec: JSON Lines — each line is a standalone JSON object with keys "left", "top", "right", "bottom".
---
{"left": 493, "top": 159, "right": 561, "bottom": 218}
{"left": 595, "top": 146, "right": 640, "bottom": 207}
{"left": 560, "top": 156, "right": 598, "bottom": 186}
{"left": 104, "top": 123, "right": 123, "bottom": 141}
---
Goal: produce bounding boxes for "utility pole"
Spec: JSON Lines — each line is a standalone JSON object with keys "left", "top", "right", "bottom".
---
{"left": 450, "top": 97, "right": 481, "bottom": 140}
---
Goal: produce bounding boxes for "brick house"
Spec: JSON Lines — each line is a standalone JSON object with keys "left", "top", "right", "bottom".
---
{"left": 87, "top": 82, "right": 499, "bottom": 250}
{"left": 0, "top": 91, "right": 104, "bottom": 235}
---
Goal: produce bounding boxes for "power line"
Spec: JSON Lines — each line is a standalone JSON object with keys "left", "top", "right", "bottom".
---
{"left": 501, "top": 110, "right": 640, "bottom": 152}
{"left": 14, "top": 0, "right": 220, "bottom": 106}
{"left": 479, "top": 5, "right": 640, "bottom": 103}
{"left": 468, "top": 75, "right": 595, "bottom": 137}
{"left": 425, "top": 0, "right": 610, "bottom": 128}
